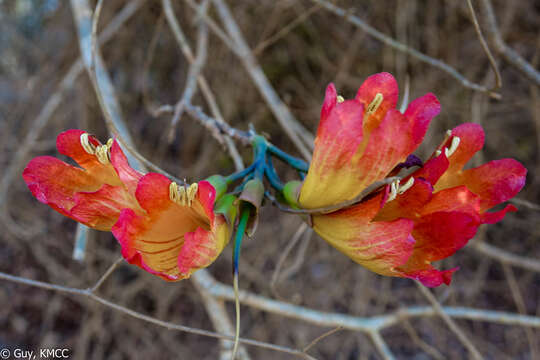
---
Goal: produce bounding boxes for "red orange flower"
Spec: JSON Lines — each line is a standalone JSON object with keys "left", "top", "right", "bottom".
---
{"left": 298, "top": 73, "right": 526, "bottom": 287}
{"left": 23, "top": 130, "right": 233, "bottom": 281}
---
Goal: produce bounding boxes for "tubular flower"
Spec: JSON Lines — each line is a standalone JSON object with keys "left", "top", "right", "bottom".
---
{"left": 23, "top": 130, "right": 233, "bottom": 281}
{"left": 298, "top": 73, "right": 526, "bottom": 287}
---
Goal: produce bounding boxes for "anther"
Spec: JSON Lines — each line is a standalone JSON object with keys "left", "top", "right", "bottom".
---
{"left": 95, "top": 145, "right": 110, "bottom": 164}
{"left": 387, "top": 179, "right": 400, "bottom": 202}
{"left": 366, "top": 93, "right": 384, "bottom": 115}
{"left": 398, "top": 177, "right": 414, "bottom": 194}
{"left": 435, "top": 149, "right": 442, "bottom": 157}
{"left": 80, "top": 133, "right": 96, "bottom": 155}
{"left": 106, "top": 138, "right": 114, "bottom": 148}
{"left": 337, "top": 95, "right": 345, "bottom": 103}
{"left": 445, "top": 136, "right": 461, "bottom": 157}
{"left": 186, "top": 183, "right": 198, "bottom": 207}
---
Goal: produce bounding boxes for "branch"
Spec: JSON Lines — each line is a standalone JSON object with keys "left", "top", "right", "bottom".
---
{"left": 478, "top": 0, "right": 540, "bottom": 86}
{"left": 310, "top": 0, "right": 502, "bottom": 98}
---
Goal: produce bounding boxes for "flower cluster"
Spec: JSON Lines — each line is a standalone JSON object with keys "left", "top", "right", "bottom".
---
{"left": 295, "top": 73, "right": 527, "bottom": 287}
{"left": 22, "top": 73, "right": 526, "bottom": 287}
{"left": 23, "top": 130, "right": 233, "bottom": 281}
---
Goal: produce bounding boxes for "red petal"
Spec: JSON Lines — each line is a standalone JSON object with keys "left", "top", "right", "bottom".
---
{"left": 404, "top": 93, "right": 440, "bottom": 151}
{"left": 319, "top": 83, "right": 337, "bottom": 131}
{"left": 458, "top": 159, "right": 527, "bottom": 212}
{"left": 109, "top": 139, "right": 143, "bottom": 195}
{"left": 56, "top": 129, "right": 120, "bottom": 186}
{"left": 401, "top": 267, "right": 458, "bottom": 287}
{"left": 353, "top": 109, "right": 414, "bottom": 192}
{"left": 355, "top": 72, "right": 399, "bottom": 132}
{"left": 419, "top": 186, "right": 481, "bottom": 218}
{"left": 23, "top": 156, "right": 104, "bottom": 218}
{"left": 376, "top": 178, "right": 434, "bottom": 221}
{"left": 444, "top": 123, "right": 485, "bottom": 175}
{"left": 299, "top": 100, "right": 364, "bottom": 207}
{"left": 413, "top": 153, "right": 449, "bottom": 185}
{"left": 481, "top": 204, "right": 517, "bottom": 224}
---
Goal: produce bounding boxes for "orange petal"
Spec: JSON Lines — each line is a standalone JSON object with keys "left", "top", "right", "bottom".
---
{"left": 440, "top": 123, "right": 485, "bottom": 176}
{"left": 376, "top": 178, "right": 433, "bottom": 221}
{"left": 112, "top": 173, "right": 216, "bottom": 281}
{"left": 109, "top": 139, "right": 143, "bottom": 195}
{"left": 177, "top": 216, "right": 231, "bottom": 277}
{"left": 299, "top": 100, "right": 364, "bottom": 208}
{"left": 56, "top": 129, "right": 120, "bottom": 186}
{"left": 313, "top": 193, "right": 415, "bottom": 276}
{"left": 355, "top": 72, "right": 399, "bottom": 133}
{"left": 23, "top": 156, "right": 126, "bottom": 230}
{"left": 352, "top": 109, "right": 415, "bottom": 193}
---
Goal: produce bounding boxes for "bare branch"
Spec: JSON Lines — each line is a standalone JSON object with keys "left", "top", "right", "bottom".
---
{"left": 310, "top": 0, "right": 502, "bottom": 98}
{"left": 415, "top": 282, "right": 483, "bottom": 360}
{"left": 478, "top": 0, "right": 540, "bottom": 86}
{"left": 472, "top": 241, "right": 540, "bottom": 273}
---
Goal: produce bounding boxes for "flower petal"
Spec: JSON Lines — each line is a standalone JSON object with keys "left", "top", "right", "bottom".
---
{"left": 23, "top": 156, "right": 105, "bottom": 218}
{"left": 355, "top": 72, "right": 399, "bottom": 133}
{"left": 442, "top": 123, "right": 485, "bottom": 175}
{"left": 439, "top": 159, "right": 527, "bottom": 212}
{"left": 109, "top": 140, "right": 143, "bottom": 195}
{"left": 375, "top": 178, "right": 434, "bottom": 221}
{"left": 111, "top": 173, "right": 215, "bottom": 281}
{"left": 396, "top": 211, "right": 479, "bottom": 287}
{"left": 352, "top": 109, "right": 415, "bottom": 193}
{"left": 312, "top": 193, "right": 415, "bottom": 276}
{"left": 319, "top": 83, "right": 338, "bottom": 129}
{"left": 404, "top": 93, "right": 440, "bottom": 151}
{"left": 413, "top": 153, "right": 449, "bottom": 185}
{"left": 299, "top": 100, "right": 364, "bottom": 208}
{"left": 177, "top": 217, "right": 231, "bottom": 277}
{"left": 56, "top": 129, "right": 120, "bottom": 186}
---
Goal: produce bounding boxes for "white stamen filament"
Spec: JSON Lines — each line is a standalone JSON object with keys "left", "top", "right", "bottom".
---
{"left": 95, "top": 145, "right": 110, "bottom": 164}
{"left": 80, "top": 133, "right": 96, "bottom": 154}
{"left": 398, "top": 177, "right": 415, "bottom": 194}
{"left": 435, "top": 149, "right": 442, "bottom": 157}
{"left": 336, "top": 95, "right": 345, "bottom": 103}
{"left": 445, "top": 136, "right": 461, "bottom": 157}
{"left": 387, "top": 179, "right": 400, "bottom": 202}
{"left": 186, "top": 183, "right": 198, "bottom": 207}
{"left": 366, "top": 93, "right": 384, "bottom": 115}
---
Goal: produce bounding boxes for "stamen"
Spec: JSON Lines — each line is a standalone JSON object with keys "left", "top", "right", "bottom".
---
{"left": 178, "top": 186, "right": 187, "bottom": 206}
{"left": 435, "top": 149, "right": 442, "bottom": 157}
{"left": 186, "top": 183, "right": 198, "bottom": 207}
{"left": 366, "top": 93, "right": 384, "bottom": 115}
{"left": 445, "top": 136, "right": 461, "bottom": 157}
{"left": 387, "top": 179, "right": 400, "bottom": 202}
{"left": 95, "top": 145, "right": 110, "bottom": 164}
{"left": 106, "top": 138, "right": 114, "bottom": 148}
{"left": 169, "top": 182, "right": 179, "bottom": 203}
{"left": 336, "top": 95, "right": 345, "bottom": 103}
{"left": 398, "top": 177, "right": 414, "bottom": 194}
{"left": 80, "top": 133, "right": 96, "bottom": 154}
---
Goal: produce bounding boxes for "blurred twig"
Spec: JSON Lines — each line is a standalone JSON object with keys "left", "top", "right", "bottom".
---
{"left": 161, "top": 0, "right": 244, "bottom": 169}
{"left": 311, "top": 0, "right": 502, "bottom": 99}
{"left": 478, "top": 0, "right": 540, "bottom": 86}
{"left": 206, "top": 0, "right": 315, "bottom": 159}
{"left": 415, "top": 282, "right": 484, "bottom": 360}
{"left": 466, "top": 0, "right": 502, "bottom": 90}
{"left": 472, "top": 241, "right": 540, "bottom": 273}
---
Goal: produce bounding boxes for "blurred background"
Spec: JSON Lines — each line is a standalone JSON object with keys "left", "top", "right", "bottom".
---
{"left": 0, "top": 0, "right": 538, "bottom": 359}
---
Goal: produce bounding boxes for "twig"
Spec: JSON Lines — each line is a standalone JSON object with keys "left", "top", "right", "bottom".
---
{"left": 510, "top": 198, "right": 540, "bottom": 211}
{"left": 90, "top": 257, "right": 124, "bottom": 293}
{"left": 368, "top": 331, "right": 396, "bottom": 360}
{"left": 472, "top": 241, "right": 540, "bottom": 273}
{"left": 478, "top": 0, "right": 540, "bottom": 86}
{"left": 466, "top": 0, "right": 502, "bottom": 90}
{"left": 165, "top": 0, "right": 209, "bottom": 143}
{"left": 209, "top": 0, "right": 314, "bottom": 160}
{"left": 0, "top": 271, "right": 313, "bottom": 358}
{"left": 415, "top": 281, "right": 484, "bottom": 360}
{"left": 0, "top": 0, "right": 147, "bottom": 237}
{"left": 161, "top": 0, "right": 244, "bottom": 170}
{"left": 302, "top": 326, "right": 343, "bottom": 353}
{"left": 310, "top": 0, "right": 502, "bottom": 99}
